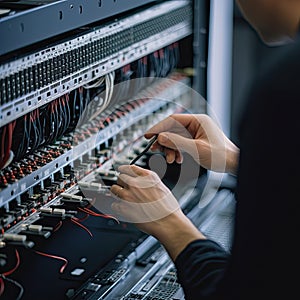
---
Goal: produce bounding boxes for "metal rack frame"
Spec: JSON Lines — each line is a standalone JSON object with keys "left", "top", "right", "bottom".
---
{"left": 0, "top": 0, "right": 157, "bottom": 57}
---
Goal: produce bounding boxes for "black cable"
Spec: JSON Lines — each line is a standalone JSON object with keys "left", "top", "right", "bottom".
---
{"left": 0, "top": 126, "right": 4, "bottom": 165}
{"left": 53, "top": 100, "right": 60, "bottom": 141}
{"left": 56, "top": 98, "right": 66, "bottom": 139}
{"left": 39, "top": 104, "right": 49, "bottom": 146}
{"left": 1, "top": 275, "right": 24, "bottom": 300}
{"left": 35, "top": 109, "right": 43, "bottom": 149}
{"left": 17, "top": 116, "right": 28, "bottom": 159}
{"left": 67, "top": 89, "right": 79, "bottom": 132}
{"left": 162, "top": 47, "right": 170, "bottom": 76}
{"left": 174, "top": 42, "right": 180, "bottom": 67}
{"left": 64, "top": 94, "right": 71, "bottom": 133}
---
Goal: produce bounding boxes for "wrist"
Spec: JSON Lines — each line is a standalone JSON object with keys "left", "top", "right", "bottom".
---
{"left": 150, "top": 210, "right": 206, "bottom": 261}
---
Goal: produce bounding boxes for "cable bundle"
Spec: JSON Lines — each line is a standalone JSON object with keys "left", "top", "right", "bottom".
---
{"left": 0, "top": 121, "right": 16, "bottom": 169}
{"left": 2, "top": 44, "right": 180, "bottom": 166}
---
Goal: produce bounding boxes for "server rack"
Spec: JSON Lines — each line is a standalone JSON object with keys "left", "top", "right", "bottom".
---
{"left": 0, "top": 1, "right": 233, "bottom": 299}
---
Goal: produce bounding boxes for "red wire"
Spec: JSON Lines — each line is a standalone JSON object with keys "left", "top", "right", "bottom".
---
{"left": 3, "top": 123, "right": 13, "bottom": 164}
{"left": 78, "top": 207, "right": 99, "bottom": 216}
{"left": 53, "top": 220, "right": 63, "bottom": 232}
{"left": 87, "top": 197, "right": 96, "bottom": 208}
{"left": 34, "top": 250, "right": 68, "bottom": 273}
{"left": 0, "top": 125, "right": 7, "bottom": 168}
{"left": 3, "top": 249, "right": 20, "bottom": 277}
{"left": 78, "top": 207, "right": 119, "bottom": 224}
{"left": 11, "top": 120, "right": 16, "bottom": 131}
{"left": 71, "top": 218, "right": 93, "bottom": 237}
{"left": 74, "top": 213, "right": 89, "bottom": 222}
{"left": 0, "top": 277, "right": 4, "bottom": 297}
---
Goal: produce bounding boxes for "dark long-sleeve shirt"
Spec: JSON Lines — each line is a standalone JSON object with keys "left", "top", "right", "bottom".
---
{"left": 175, "top": 39, "right": 300, "bottom": 299}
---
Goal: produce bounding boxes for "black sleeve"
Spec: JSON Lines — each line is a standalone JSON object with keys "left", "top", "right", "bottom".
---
{"left": 175, "top": 40, "right": 300, "bottom": 300}
{"left": 174, "top": 239, "right": 229, "bottom": 300}
{"left": 220, "top": 41, "right": 300, "bottom": 299}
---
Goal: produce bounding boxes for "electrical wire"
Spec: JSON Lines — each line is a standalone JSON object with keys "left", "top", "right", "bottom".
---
{"left": 67, "top": 88, "right": 79, "bottom": 131}
{"left": 64, "top": 93, "right": 71, "bottom": 130}
{"left": 34, "top": 250, "right": 68, "bottom": 273}
{"left": 71, "top": 217, "right": 93, "bottom": 237}
{"left": 16, "top": 114, "right": 30, "bottom": 159}
{"left": 87, "top": 71, "right": 115, "bottom": 121}
{"left": 0, "top": 120, "right": 16, "bottom": 169}
{"left": 52, "top": 100, "right": 60, "bottom": 141}
{"left": 78, "top": 87, "right": 85, "bottom": 123}
{"left": 0, "top": 125, "right": 7, "bottom": 169}
{"left": 53, "top": 220, "right": 63, "bottom": 232}
{"left": 29, "top": 110, "right": 40, "bottom": 152}
{"left": 83, "top": 76, "right": 105, "bottom": 89}
{"left": 56, "top": 97, "right": 67, "bottom": 139}
{"left": 2, "top": 249, "right": 20, "bottom": 277}
{"left": 78, "top": 207, "right": 119, "bottom": 224}
{"left": 35, "top": 109, "right": 43, "bottom": 149}
{"left": 75, "top": 212, "right": 89, "bottom": 222}
{"left": 0, "top": 277, "right": 4, "bottom": 297}
{"left": 0, "top": 249, "right": 22, "bottom": 299}
{"left": 0, "top": 276, "right": 24, "bottom": 300}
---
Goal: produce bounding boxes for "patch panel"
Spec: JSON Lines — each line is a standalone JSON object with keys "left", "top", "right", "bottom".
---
{"left": 0, "top": 74, "right": 190, "bottom": 236}
{"left": 0, "top": 73, "right": 190, "bottom": 210}
{"left": 0, "top": 1, "right": 192, "bottom": 127}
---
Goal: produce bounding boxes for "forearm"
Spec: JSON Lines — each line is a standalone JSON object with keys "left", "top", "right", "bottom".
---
{"left": 148, "top": 210, "right": 206, "bottom": 261}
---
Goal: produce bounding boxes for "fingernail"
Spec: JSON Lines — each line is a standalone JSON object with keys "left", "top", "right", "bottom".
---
{"left": 167, "top": 156, "right": 173, "bottom": 164}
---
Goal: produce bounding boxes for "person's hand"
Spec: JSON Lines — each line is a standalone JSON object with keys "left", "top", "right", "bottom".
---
{"left": 110, "top": 164, "right": 205, "bottom": 260}
{"left": 145, "top": 114, "right": 240, "bottom": 175}
{"left": 110, "top": 165, "right": 180, "bottom": 229}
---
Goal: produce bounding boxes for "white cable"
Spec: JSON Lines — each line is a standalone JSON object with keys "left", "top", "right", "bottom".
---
{"left": 2, "top": 150, "right": 14, "bottom": 169}
{"left": 88, "top": 71, "right": 115, "bottom": 121}
{"left": 83, "top": 76, "right": 105, "bottom": 89}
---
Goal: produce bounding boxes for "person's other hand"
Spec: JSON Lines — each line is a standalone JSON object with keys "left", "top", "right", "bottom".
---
{"left": 110, "top": 164, "right": 205, "bottom": 260}
{"left": 145, "top": 114, "right": 239, "bottom": 175}
{"left": 110, "top": 165, "right": 180, "bottom": 232}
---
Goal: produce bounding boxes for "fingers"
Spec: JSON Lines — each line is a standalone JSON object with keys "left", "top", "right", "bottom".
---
{"left": 164, "top": 148, "right": 176, "bottom": 164}
{"left": 144, "top": 114, "right": 190, "bottom": 139}
{"left": 118, "top": 164, "right": 148, "bottom": 177}
{"left": 116, "top": 165, "right": 152, "bottom": 189}
{"left": 175, "top": 150, "right": 183, "bottom": 164}
{"left": 157, "top": 133, "right": 176, "bottom": 149}
{"left": 110, "top": 184, "right": 125, "bottom": 198}
{"left": 117, "top": 173, "right": 135, "bottom": 188}
{"left": 116, "top": 175, "right": 128, "bottom": 189}
{"left": 158, "top": 132, "right": 199, "bottom": 163}
{"left": 144, "top": 115, "right": 175, "bottom": 139}
{"left": 157, "top": 132, "right": 192, "bottom": 152}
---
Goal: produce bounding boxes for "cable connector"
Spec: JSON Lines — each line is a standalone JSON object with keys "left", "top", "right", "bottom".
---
{"left": 3, "top": 233, "right": 27, "bottom": 242}
{"left": 52, "top": 208, "right": 65, "bottom": 216}
{"left": 40, "top": 207, "right": 52, "bottom": 214}
{"left": 60, "top": 193, "right": 83, "bottom": 201}
{"left": 20, "top": 224, "right": 51, "bottom": 239}
{"left": 28, "top": 224, "right": 43, "bottom": 232}
{"left": 78, "top": 181, "right": 102, "bottom": 191}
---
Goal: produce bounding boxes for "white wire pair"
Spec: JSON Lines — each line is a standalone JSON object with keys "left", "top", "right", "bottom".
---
{"left": 83, "top": 76, "right": 105, "bottom": 89}
{"left": 88, "top": 71, "right": 115, "bottom": 121}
